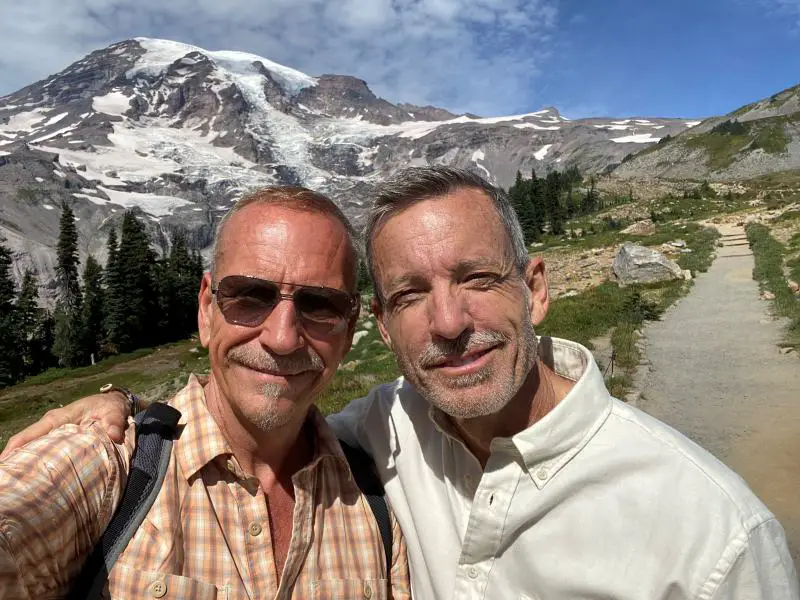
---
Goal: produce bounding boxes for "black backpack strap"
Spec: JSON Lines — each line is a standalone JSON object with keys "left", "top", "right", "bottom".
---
{"left": 67, "top": 402, "right": 182, "bottom": 600}
{"left": 339, "top": 441, "right": 393, "bottom": 577}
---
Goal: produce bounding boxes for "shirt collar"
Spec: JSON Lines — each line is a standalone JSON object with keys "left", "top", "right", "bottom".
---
{"left": 173, "top": 375, "right": 350, "bottom": 480}
{"left": 429, "top": 337, "right": 613, "bottom": 488}
{"left": 173, "top": 374, "right": 234, "bottom": 480}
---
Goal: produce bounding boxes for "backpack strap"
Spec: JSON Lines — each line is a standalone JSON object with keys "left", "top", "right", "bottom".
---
{"left": 339, "top": 441, "right": 393, "bottom": 577}
{"left": 67, "top": 402, "right": 182, "bottom": 600}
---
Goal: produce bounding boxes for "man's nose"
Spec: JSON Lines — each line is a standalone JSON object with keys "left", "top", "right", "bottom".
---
{"left": 257, "top": 298, "right": 305, "bottom": 355}
{"left": 427, "top": 287, "right": 473, "bottom": 340}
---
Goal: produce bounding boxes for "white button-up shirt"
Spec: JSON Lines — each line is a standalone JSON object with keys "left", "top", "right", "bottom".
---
{"left": 328, "top": 337, "right": 799, "bottom": 599}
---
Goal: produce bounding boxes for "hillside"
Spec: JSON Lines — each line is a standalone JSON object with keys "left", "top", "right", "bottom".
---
{"left": 613, "top": 84, "right": 800, "bottom": 181}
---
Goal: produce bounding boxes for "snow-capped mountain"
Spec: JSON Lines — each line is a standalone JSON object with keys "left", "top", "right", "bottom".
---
{"left": 0, "top": 38, "right": 695, "bottom": 296}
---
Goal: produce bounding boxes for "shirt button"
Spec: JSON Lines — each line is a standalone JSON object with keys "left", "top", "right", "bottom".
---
{"left": 468, "top": 566, "right": 479, "bottom": 579}
{"left": 364, "top": 582, "right": 373, "bottom": 598}
{"left": 151, "top": 580, "right": 167, "bottom": 598}
{"left": 536, "top": 467, "right": 549, "bottom": 481}
{"left": 248, "top": 521, "right": 263, "bottom": 536}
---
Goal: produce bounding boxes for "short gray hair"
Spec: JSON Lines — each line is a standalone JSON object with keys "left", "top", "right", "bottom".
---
{"left": 364, "top": 166, "right": 529, "bottom": 304}
{"left": 211, "top": 186, "right": 361, "bottom": 291}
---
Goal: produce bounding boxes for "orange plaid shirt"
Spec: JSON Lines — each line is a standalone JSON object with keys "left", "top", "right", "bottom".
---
{"left": 0, "top": 375, "right": 410, "bottom": 599}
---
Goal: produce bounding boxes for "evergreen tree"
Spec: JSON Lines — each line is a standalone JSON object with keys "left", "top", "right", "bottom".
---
{"left": 529, "top": 179, "right": 546, "bottom": 237}
{"left": 81, "top": 256, "right": 105, "bottom": 361}
{"left": 14, "top": 271, "right": 46, "bottom": 376}
{"left": 53, "top": 203, "right": 85, "bottom": 367}
{"left": 103, "top": 227, "right": 124, "bottom": 353}
{"left": 156, "top": 230, "right": 201, "bottom": 343}
{"left": 111, "top": 211, "right": 157, "bottom": 352}
{"left": 508, "top": 172, "right": 538, "bottom": 245}
{"left": 0, "top": 241, "right": 22, "bottom": 386}
{"left": 545, "top": 171, "right": 565, "bottom": 235}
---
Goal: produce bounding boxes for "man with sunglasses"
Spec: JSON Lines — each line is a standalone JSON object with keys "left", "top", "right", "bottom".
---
{"left": 0, "top": 187, "right": 411, "bottom": 599}
{"left": 4, "top": 169, "right": 799, "bottom": 598}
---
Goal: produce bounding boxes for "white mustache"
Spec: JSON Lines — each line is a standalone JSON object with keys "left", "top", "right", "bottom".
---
{"left": 227, "top": 345, "right": 324, "bottom": 375}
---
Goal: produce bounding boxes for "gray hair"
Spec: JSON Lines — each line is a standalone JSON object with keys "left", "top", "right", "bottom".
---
{"left": 211, "top": 186, "right": 361, "bottom": 292}
{"left": 364, "top": 166, "right": 529, "bottom": 304}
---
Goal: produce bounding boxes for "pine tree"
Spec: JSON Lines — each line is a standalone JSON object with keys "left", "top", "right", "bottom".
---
{"left": 53, "top": 203, "right": 85, "bottom": 367}
{"left": 81, "top": 256, "right": 105, "bottom": 362}
{"left": 545, "top": 171, "right": 565, "bottom": 235}
{"left": 103, "top": 227, "right": 124, "bottom": 353}
{"left": 112, "top": 211, "right": 157, "bottom": 352}
{"left": 0, "top": 241, "right": 23, "bottom": 386}
{"left": 14, "top": 271, "right": 44, "bottom": 376}
{"left": 508, "top": 172, "right": 538, "bottom": 245}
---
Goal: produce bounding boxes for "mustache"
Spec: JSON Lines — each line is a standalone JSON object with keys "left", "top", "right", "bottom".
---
{"left": 418, "top": 330, "right": 509, "bottom": 368}
{"left": 226, "top": 345, "right": 324, "bottom": 375}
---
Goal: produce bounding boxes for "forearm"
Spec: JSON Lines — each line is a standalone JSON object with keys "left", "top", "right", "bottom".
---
{"left": 0, "top": 424, "right": 133, "bottom": 597}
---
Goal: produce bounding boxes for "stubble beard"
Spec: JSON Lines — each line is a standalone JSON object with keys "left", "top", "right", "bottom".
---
{"left": 226, "top": 344, "right": 324, "bottom": 432}
{"left": 401, "top": 317, "right": 539, "bottom": 419}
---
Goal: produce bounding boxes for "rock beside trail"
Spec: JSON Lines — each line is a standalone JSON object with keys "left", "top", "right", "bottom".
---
{"left": 613, "top": 242, "right": 685, "bottom": 285}
{"left": 622, "top": 219, "right": 656, "bottom": 236}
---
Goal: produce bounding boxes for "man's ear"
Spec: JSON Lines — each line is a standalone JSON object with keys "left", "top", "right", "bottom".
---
{"left": 198, "top": 272, "right": 214, "bottom": 347}
{"left": 371, "top": 297, "right": 392, "bottom": 350}
{"left": 525, "top": 257, "right": 549, "bottom": 325}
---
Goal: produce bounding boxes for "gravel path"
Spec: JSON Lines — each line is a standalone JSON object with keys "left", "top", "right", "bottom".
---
{"left": 639, "top": 224, "right": 800, "bottom": 571}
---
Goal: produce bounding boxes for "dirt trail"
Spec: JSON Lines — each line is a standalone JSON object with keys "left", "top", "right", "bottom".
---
{"left": 639, "top": 224, "right": 800, "bottom": 571}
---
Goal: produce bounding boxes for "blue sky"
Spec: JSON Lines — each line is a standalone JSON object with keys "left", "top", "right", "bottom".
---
{"left": 0, "top": 0, "right": 798, "bottom": 119}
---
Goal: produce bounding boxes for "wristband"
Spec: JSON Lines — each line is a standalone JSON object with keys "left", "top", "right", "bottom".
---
{"left": 99, "top": 384, "right": 141, "bottom": 417}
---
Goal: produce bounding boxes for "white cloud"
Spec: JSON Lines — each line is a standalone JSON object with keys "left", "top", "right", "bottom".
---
{"left": 0, "top": 0, "right": 558, "bottom": 116}
{"left": 760, "top": 0, "right": 800, "bottom": 30}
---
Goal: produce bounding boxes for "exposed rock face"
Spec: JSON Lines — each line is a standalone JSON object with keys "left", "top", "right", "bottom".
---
{"left": 612, "top": 242, "right": 684, "bottom": 285}
{"left": 0, "top": 37, "right": 700, "bottom": 299}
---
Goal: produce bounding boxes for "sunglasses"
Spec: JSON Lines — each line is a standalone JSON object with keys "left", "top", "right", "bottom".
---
{"left": 211, "top": 275, "right": 359, "bottom": 335}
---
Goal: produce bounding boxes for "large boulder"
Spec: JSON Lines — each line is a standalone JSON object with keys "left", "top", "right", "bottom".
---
{"left": 613, "top": 242, "right": 684, "bottom": 285}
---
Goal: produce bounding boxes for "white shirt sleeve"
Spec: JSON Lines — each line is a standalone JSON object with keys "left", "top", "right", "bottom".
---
{"left": 326, "top": 393, "right": 378, "bottom": 450}
{"left": 706, "top": 518, "right": 799, "bottom": 600}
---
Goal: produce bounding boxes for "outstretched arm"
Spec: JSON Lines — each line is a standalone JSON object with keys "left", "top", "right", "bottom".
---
{"left": 0, "top": 423, "right": 134, "bottom": 598}
{"left": 0, "top": 390, "right": 131, "bottom": 459}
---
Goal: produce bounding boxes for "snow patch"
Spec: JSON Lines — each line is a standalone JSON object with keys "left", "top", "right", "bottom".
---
{"left": 98, "top": 186, "right": 194, "bottom": 216}
{"left": 93, "top": 91, "right": 132, "bottom": 116}
{"left": 471, "top": 149, "right": 485, "bottom": 162}
{"left": 685, "top": 121, "right": 701, "bottom": 128}
{"left": 29, "top": 124, "right": 78, "bottom": 144}
{"left": 594, "top": 124, "right": 630, "bottom": 131}
{"left": 44, "top": 112, "right": 69, "bottom": 127}
{"left": 35, "top": 177, "right": 43, "bottom": 183}
{"left": 610, "top": 133, "right": 661, "bottom": 144}
{"left": 533, "top": 144, "right": 552, "bottom": 160}
{"left": 513, "top": 123, "right": 560, "bottom": 131}
{"left": 1, "top": 109, "right": 48, "bottom": 132}
{"left": 131, "top": 38, "right": 317, "bottom": 95}
{"left": 0, "top": 150, "right": 9, "bottom": 157}
{"left": 43, "top": 204, "right": 56, "bottom": 210}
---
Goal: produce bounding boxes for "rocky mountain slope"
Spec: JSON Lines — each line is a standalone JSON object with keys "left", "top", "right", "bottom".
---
{"left": 613, "top": 84, "right": 800, "bottom": 182}
{"left": 0, "top": 38, "right": 696, "bottom": 294}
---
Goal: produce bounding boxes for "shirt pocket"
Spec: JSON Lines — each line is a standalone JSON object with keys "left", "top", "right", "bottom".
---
{"left": 107, "top": 564, "right": 223, "bottom": 599}
{"left": 312, "top": 578, "right": 388, "bottom": 600}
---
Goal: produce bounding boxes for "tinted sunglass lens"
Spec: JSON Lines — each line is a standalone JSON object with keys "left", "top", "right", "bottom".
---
{"left": 217, "top": 277, "right": 280, "bottom": 326}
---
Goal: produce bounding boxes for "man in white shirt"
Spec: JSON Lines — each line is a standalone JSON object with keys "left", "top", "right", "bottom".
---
{"left": 6, "top": 167, "right": 799, "bottom": 598}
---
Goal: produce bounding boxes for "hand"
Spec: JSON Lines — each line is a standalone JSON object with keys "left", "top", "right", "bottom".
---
{"left": 0, "top": 391, "right": 131, "bottom": 459}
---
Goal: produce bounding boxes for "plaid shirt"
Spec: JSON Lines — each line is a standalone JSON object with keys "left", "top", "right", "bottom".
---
{"left": 0, "top": 375, "right": 410, "bottom": 599}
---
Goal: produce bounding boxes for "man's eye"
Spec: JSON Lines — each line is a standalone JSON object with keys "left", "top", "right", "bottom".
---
{"left": 390, "top": 290, "right": 422, "bottom": 308}
{"left": 464, "top": 273, "right": 499, "bottom": 286}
